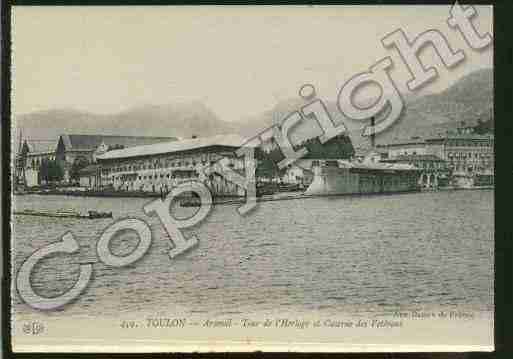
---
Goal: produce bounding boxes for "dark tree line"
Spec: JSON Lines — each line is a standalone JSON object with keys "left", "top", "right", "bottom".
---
{"left": 254, "top": 134, "right": 354, "bottom": 180}
{"left": 298, "top": 134, "right": 354, "bottom": 159}
{"left": 39, "top": 159, "right": 63, "bottom": 183}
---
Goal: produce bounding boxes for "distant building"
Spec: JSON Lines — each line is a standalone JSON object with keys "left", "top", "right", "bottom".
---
{"left": 55, "top": 134, "right": 177, "bottom": 182}
{"left": 281, "top": 163, "right": 314, "bottom": 188}
{"left": 382, "top": 154, "right": 449, "bottom": 188}
{"left": 376, "top": 138, "right": 427, "bottom": 159}
{"left": 282, "top": 165, "right": 305, "bottom": 185}
{"left": 18, "top": 140, "right": 57, "bottom": 187}
{"left": 425, "top": 133, "right": 494, "bottom": 176}
{"left": 95, "top": 134, "right": 249, "bottom": 196}
{"left": 78, "top": 164, "right": 100, "bottom": 188}
{"left": 377, "top": 131, "right": 494, "bottom": 187}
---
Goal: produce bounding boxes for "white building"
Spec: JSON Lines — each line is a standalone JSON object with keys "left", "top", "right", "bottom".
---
{"left": 18, "top": 140, "right": 57, "bottom": 187}
{"left": 55, "top": 134, "right": 176, "bottom": 182}
{"left": 376, "top": 138, "right": 427, "bottom": 159}
{"left": 96, "top": 134, "right": 250, "bottom": 197}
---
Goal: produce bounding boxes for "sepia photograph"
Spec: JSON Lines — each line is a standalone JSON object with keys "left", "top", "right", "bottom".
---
{"left": 9, "top": 4, "right": 494, "bottom": 352}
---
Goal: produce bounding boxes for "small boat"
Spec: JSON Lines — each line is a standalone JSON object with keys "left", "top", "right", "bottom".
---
{"left": 87, "top": 210, "right": 113, "bottom": 219}
{"left": 14, "top": 209, "right": 112, "bottom": 219}
{"left": 14, "top": 209, "right": 83, "bottom": 218}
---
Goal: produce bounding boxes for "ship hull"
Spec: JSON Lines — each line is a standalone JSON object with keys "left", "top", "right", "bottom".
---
{"left": 305, "top": 162, "right": 420, "bottom": 196}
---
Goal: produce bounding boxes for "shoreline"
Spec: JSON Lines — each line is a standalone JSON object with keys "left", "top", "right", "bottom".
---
{"left": 13, "top": 186, "right": 494, "bottom": 206}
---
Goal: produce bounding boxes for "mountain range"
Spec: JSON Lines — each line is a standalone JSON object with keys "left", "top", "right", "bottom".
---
{"left": 14, "top": 68, "right": 493, "bottom": 152}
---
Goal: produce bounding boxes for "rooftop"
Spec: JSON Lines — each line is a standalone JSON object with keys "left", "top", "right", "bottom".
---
{"left": 78, "top": 164, "right": 100, "bottom": 175}
{"left": 376, "top": 138, "right": 426, "bottom": 147}
{"left": 59, "top": 134, "right": 177, "bottom": 152}
{"left": 347, "top": 160, "right": 417, "bottom": 172}
{"left": 97, "top": 134, "right": 248, "bottom": 161}
{"left": 377, "top": 132, "right": 494, "bottom": 147}
{"left": 23, "top": 140, "right": 57, "bottom": 155}
{"left": 426, "top": 133, "right": 494, "bottom": 141}
{"left": 354, "top": 148, "right": 388, "bottom": 157}
{"left": 389, "top": 154, "right": 444, "bottom": 162}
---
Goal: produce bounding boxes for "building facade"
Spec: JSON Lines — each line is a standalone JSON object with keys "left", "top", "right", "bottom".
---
{"left": 96, "top": 135, "right": 249, "bottom": 197}
{"left": 18, "top": 140, "right": 57, "bottom": 187}
{"left": 281, "top": 161, "right": 315, "bottom": 188}
{"left": 377, "top": 139, "right": 427, "bottom": 159}
{"left": 382, "top": 154, "right": 449, "bottom": 188}
{"left": 425, "top": 133, "right": 494, "bottom": 176}
{"left": 377, "top": 131, "right": 494, "bottom": 187}
{"left": 56, "top": 134, "right": 177, "bottom": 182}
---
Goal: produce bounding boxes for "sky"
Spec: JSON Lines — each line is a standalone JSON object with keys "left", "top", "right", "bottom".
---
{"left": 12, "top": 5, "right": 493, "bottom": 122}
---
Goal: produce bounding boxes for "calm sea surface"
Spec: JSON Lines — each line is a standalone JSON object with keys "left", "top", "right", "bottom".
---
{"left": 12, "top": 190, "right": 494, "bottom": 317}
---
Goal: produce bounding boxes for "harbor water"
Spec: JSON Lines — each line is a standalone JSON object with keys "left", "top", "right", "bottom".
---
{"left": 12, "top": 190, "right": 494, "bottom": 318}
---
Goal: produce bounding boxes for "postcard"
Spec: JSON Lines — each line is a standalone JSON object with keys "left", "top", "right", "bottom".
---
{"left": 9, "top": 4, "right": 494, "bottom": 352}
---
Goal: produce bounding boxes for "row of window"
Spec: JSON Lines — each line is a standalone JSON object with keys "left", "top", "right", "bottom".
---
{"left": 106, "top": 160, "right": 206, "bottom": 173}
{"left": 446, "top": 140, "right": 493, "bottom": 147}
{"left": 104, "top": 158, "right": 241, "bottom": 174}
{"left": 450, "top": 164, "right": 492, "bottom": 172}
{"left": 413, "top": 162, "right": 445, "bottom": 169}
{"left": 106, "top": 172, "right": 202, "bottom": 181}
{"left": 447, "top": 152, "right": 492, "bottom": 159}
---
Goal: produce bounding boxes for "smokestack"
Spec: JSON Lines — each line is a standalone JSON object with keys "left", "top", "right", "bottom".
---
{"left": 370, "top": 117, "right": 375, "bottom": 149}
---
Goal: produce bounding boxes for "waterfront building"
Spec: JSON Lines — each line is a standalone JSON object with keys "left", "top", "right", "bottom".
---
{"left": 18, "top": 140, "right": 57, "bottom": 187}
{"left": 281, "top": 165, "right": 304, "bottom": 185}
{"left": 377, "top": 131, "right": 494, "bottom": 187}
{"left": 95, "top": 134, "right": 249, "bottom": 197}
{"left": 55, "top": 134, "right": 177, "bottom": 182}
{"left": 381, "top": 154, "right": 449, "bottom": 188}
{"left": 376, "top": 137, "right": 427, "bottom": 159}
{"left": 425, "top": 133, "right": 494, "bottom": 177}
{"left": 281, "top": 161, "right": 315, "bottom": 188}
{"left": 351, "top": 147, "right": 385, "bottom": 163}
{"left": 78, "top": 164, "right": 101, "bottom": 188}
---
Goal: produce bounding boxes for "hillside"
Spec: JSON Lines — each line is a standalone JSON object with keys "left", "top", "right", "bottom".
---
{"left": 14, "top": 68, "right": 493, "bottom": 153}
{"left": 238, "top": 68, "right": 493, "bottom": 150}
{"left": 14, "top": 102, "right": 238, "bottom": 143}
{"left": 373, "top": 69, "right": 492, "bottom": 146}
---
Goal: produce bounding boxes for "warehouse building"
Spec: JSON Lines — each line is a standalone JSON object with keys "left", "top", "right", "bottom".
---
{"left": 95, "top": 134, "right": 249, "bottom": 197}
{"left": 55, "top": 134, "right": 177, "bottom": 182}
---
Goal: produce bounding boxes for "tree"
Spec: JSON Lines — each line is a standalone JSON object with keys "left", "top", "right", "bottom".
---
{"left": 253, "top": 134, "right": 354, "bottom": 182}
{"left": 39, "top": 159, "right": 64, "bottom": 183}
{"left": 255, "top": 148, "right": 280, "bottom": 181}
{"left": 297, "top": 134, "right": 354, "bottom": 159}
{"left": 39, "top": 159, "right": 49, "bottom": 183}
